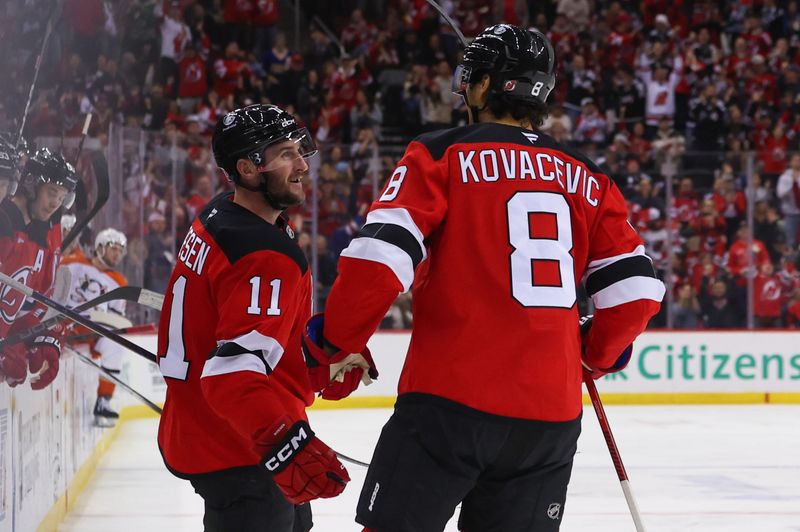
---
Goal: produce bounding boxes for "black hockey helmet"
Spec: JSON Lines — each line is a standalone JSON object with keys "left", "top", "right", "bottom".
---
{"left": 452, "top": 24, "right": 556, "bottom": 106}
{"left": 21, "top": 148, "right": 79, "bottom": 209}
{"left": 212, "top": 104, "right": 317, "bottom": 182}
{"left": 0, "top": 133, "right": 20, "bottom": 196}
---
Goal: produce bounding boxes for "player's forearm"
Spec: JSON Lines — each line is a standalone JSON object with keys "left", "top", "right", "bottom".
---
{"left": 324, "top": 258, "right": 403, "bottom": 353}
{"left": 200, "top": 372, "right": 305, "bottom": 444}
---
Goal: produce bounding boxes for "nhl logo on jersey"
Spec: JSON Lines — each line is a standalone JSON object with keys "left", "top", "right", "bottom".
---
{"left": 546, "top": 502, "right": 561, "bottom": 520}
{"left": 286, "top": 225, "right": 295, "bottom": 239}
{"left": 222, "top": 113, "right": 236, "bottom": 128}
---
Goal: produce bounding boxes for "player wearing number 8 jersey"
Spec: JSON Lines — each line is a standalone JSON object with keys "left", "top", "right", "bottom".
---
{"left": 316, "top": 25, "right": 665, "bottom": 531}
{"left": 156, "top": 104, "right": 351, "bottom": 532}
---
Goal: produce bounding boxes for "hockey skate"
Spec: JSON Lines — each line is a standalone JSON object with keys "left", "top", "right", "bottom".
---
{"left": 94, "top": 396, "right": 119, "bottom": 428}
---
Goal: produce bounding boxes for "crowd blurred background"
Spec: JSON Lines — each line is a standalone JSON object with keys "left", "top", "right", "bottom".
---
{"left": 2, "top": 0, "right": 800, "bottom": 330}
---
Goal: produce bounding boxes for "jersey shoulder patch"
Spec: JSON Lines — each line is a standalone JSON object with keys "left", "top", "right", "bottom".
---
{"left": 199, "top": 192, "right": 308, "bottom": 274}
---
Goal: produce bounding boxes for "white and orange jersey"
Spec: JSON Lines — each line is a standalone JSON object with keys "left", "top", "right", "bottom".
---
{"left": 62, "top": 256, "right": 128, "bottom": 317}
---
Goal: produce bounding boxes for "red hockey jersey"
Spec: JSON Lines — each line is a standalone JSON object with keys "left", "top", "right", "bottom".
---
{"left": 157, "top": 193, "right": 314, "bottom": 477}
{"left": 0, "top": 199, "right": 61, "bottom": 337}
{"left": 324, "top": 123, "right": 665, "bottom": 422}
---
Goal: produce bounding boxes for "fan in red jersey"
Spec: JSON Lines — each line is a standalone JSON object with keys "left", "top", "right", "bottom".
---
{"left": 0, "top": 147, "right": 77, "bottom": 389}
{"left": 156, "top": 104, "right": 356, "bottom": 531}
{"left": 306, "top": 25, "right": 665, "bottom": 532}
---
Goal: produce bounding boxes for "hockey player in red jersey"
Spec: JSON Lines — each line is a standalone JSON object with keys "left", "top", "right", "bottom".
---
{"left": 0, "top": 148, "right": 77, "bottom": 389}
{"left": 307, "top": 25, "right": 665, "bottom": 531}
{"left": 157, "top": 104, "right": 353, "bottom": 531}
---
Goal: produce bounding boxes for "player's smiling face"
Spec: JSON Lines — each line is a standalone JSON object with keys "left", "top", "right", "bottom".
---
{"left": 258, "top": 139, "right": 309, "bottom": 206}
{"left": 31, "top": 182, "right": 68, "bottom": 221}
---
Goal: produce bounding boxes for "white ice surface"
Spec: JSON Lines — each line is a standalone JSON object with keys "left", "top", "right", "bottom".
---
{"left": 60, "top": 405, "right": 800, "bottom": 531}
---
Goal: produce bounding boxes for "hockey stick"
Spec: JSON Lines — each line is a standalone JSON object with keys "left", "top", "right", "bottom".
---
{"left": 15, "top": 0, "right": 64, "bottom": 148}
{"left": 0, "top": 271, "right": 157, "bottom": 365}
{"left": 67, "top": 323, "right": 157, "bottom": 343}
{"left": 424, "top": 0, "right": 467, "bottom": 47}
{"left": 1, "top": 271, "right": 372, "bottom": 468}
{"left": 66, "top": 345, "right": 163, "bottom": 415}
{"left": 584, "top": 377, "right": 646, "bottom": 531}
{"left": 73, "top": 113, "right": 93, "bottom": 164}
{"left": 61, "top": 149, "right": 110, "bottom": 251}
{"left": 0, "top": 285, "right": 164, "bottom": 349}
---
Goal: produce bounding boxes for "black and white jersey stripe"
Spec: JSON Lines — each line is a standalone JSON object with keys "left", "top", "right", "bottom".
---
{"left": 340, "top": 208, "right": 427, "bottom": 292}
{"left": 584, "top": 245, "right": 665, "bottom": 308}
{"left": 201, "top": 330, "right": 284, "bottom": 378}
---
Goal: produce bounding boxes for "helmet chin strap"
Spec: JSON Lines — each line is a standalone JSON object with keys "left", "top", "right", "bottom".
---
{"left": 462, "top": 88, "right": 488, "bottom": 125}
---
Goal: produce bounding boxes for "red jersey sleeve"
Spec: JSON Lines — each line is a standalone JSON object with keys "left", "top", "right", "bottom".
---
{"left": 582, "top": 181, "right": 665, "bottom": 370}
{"left": 199, "top": 250, "right": 309, "bottom": 442}
{"left": 324, "top": 140, "right": 447, "bottom": 352}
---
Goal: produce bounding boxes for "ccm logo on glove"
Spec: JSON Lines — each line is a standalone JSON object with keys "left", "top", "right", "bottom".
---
{"left": 262, "top": 421, "right": 312, "bottom": 472}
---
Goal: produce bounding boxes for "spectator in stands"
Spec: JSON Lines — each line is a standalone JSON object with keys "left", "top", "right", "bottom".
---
{"left": 672, "top": 283, "right": 702, "bottom": 329}
{"left": 143, "top": 211, "right": 174, "bottom": 294}
{"left": 564, "top": 55, "right": 597, "bottom": 122}
{"left": 177, "top": 42, "right": 208, "bottom": 114}
{"left": 214, "top": 41, "right": 250, "bottom": 100}
{"left": 541, "top": 104, "right": 572, "bottom": 141}
{"left": 556, "top": 0, "right": 590, "bottom": 30}
{"left": 158, "top": 1, "right": 191, "bottom": 97}
{"left": 700, "top": 278, "right": 742, "bottom": 328}
{"left": 787, "top": 291, "right": 800, "bottom": 328}
{"left": 642, "top": 54, "right": 683, "bottom": 134}
{"left": 574, "top": 98, "right": 607, "bottom": 144}
{"left": 777, "top": 153, "right": 800, "bottom": 248}
{"left": 754, "top": 200, "right": 782, "bottom": 262}
{"left": 760, "top": 124, "right": 790, "bottom": 180}
{"left": 727, "top": 223, "right": 771, "bottom": 285}
{"left": 185, "top": 174, "right": 214, "bottom": 220}
{"left": 251, "top": 0, "right": 279, "bottom": 60}
{"left": 754, "top": 261, "right": 783, "bottom": 327}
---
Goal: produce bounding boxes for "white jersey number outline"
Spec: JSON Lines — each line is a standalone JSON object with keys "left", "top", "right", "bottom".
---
{"left": 160, "top": 275, "right": 190, "bottom": 380}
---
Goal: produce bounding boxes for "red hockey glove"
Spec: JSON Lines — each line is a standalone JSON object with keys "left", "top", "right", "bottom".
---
{"left": 256, "top": 417, "right": 349, "bottom": 504}
{"left": 0, "top": 343, "right": 28, "bottom": 386}
{"left": 302, "top": 314, "right": 378, "bottom": 400}
{"left": 579, "top": 315, "right": 632, "bottom": 380}
{"left": 27, "top": 333, "right": 62, "bottom": 390}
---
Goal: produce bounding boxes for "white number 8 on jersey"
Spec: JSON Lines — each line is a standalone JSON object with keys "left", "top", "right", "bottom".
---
{"left": 507, "top": 192, "right": 576, "bottom": 308}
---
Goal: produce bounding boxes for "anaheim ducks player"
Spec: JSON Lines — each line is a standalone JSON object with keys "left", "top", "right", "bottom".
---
{"left": 62, "top": 228, "right": 129, "bottom": 425}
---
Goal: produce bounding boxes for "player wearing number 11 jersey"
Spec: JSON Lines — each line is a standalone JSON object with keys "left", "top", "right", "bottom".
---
{"left": 317, "top": 25, "right": 665, "bottom": 531}
{"left": 156, "top": 105, "right": 349, "bottom": 532}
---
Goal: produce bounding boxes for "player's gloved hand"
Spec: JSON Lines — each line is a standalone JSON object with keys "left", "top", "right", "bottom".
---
{"left": 302, "top": 314, "right": 378, "bottom": 400}
{"left": 27, "top": 332, "right": 62, "bottom": 390}
{"left": 0, "top": 344, "right": 29, "bottom": 386}
{"left": 579, "top": 315, "right": 632, "bottom": 380}
{"left": 256, "top": 416, "right": 350, "bottom": 504}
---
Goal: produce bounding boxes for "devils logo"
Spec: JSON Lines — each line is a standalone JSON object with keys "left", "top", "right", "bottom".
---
{"left": 0, "top": 267, "right": 32, "bottom": 324}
